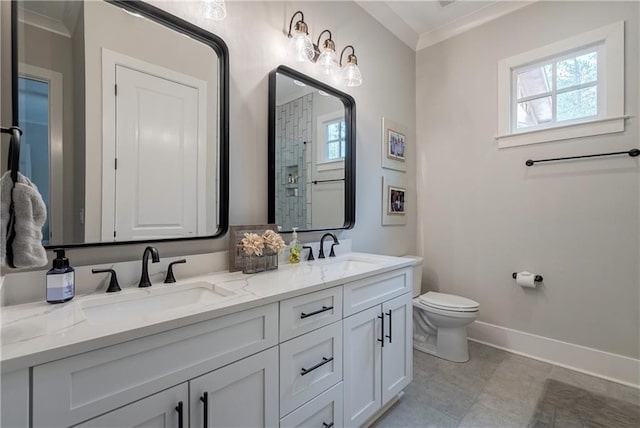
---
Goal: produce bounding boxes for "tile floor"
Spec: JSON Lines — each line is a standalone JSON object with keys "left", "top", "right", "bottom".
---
{"left": 373, "top": 341, "right": 640, "bottom": 428}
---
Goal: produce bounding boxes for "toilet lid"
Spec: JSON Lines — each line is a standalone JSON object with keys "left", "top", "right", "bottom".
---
{"left": 419, "top": 291, "right": 479, "bottom": 311}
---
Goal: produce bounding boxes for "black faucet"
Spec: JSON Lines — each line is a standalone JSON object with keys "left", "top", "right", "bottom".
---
{"left": 139, "top": 246, "right": 160, "bottom": 287}
{"left": 318, "top": 233, "right": 339, "bottom": 259}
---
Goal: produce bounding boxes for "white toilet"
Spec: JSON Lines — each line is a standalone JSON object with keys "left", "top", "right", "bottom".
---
{"left": 407, "top": 256, "right": 479, "bottom": 363}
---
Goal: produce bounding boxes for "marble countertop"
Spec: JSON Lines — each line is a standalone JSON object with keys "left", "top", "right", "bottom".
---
{"left": 0, "top": 252, "right": 414, "bottom": 373}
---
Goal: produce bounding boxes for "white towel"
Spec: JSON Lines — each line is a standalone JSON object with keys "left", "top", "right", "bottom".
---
{"left": 1, "top": 171, "right": 48, "bottom": 268}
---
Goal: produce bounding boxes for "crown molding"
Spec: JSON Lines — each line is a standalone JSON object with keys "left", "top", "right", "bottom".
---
{"left": 417, "top": 1, "right": 536, "bottom": 50}
{"left": 355, "top": 0, "right": 420, "bottom": 50}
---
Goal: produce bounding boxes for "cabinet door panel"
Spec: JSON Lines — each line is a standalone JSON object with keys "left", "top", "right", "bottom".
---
{"left": 76, "top": 383, "right": 187, "bottom": 428}
{"left": 190, "top": 347, "right": 279, "bottom": 428}
{"left": 343, "top": 306, "right": 382, "bottom": 428}
{"left": 382, "top": 293, "right": 413, "bottom": 404}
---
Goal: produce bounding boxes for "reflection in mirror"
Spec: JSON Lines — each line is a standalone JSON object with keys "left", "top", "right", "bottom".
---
{"left": 11, "top": 0, "right": 228, "bottom": 247}
{"left": 268, "top": 66, "right": 355, "bottom": 233}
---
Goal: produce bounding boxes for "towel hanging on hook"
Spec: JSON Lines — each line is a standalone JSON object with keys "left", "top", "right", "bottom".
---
{"left": 1, "top": 125, "right": 48, "bottom": 269}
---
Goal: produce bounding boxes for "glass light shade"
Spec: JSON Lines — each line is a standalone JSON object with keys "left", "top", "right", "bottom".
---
{"left": 316, "top": 49, "right": 338, "bottom": 76}
{"left": 341, "top": 62, "right": 362, "bottom": 87}
{"left": 203, "top": 0, "right": 227, "bottom": 21}
{"left": 290, "top": 31, "right": 315, "bottom": 63}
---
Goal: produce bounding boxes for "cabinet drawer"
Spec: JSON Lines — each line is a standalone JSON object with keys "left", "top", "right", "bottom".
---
{"left": 33, "top": 303, "right": 278, "bottom": 428}
{"left": 343, "top": 268, "right": 412, "bottom": 316}
{"left": 280, "top": 286, "right": 343, "bottom": 341}
{"left": 280, "top": 382, "right": 343, "bottom": 428}
{"left": 280, "top": 321, "right": 343, "bottom": 416}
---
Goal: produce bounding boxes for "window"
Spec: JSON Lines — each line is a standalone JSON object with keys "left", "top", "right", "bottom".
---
{"left": 497, "top": 21, "right": 625, "bottom": 148}
{"left": 324, "top": 118, "right": 346, "bottom": 161}
{"left": 316, "top": 111, "right": 346, "bottom": 170}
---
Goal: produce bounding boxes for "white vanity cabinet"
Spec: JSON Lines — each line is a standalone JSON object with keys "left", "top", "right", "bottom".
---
{"left": 6, "top": 262, "right": 414, "bottom": 428}
{"left": 343, "top": 272, "right": 413, "bottom": 427}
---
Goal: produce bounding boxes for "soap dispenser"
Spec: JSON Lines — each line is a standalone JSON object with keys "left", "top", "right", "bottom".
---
{"left": 46, "top": 249, "right": 75, "bottom": 303}
{"left": 288, "top": 227, "right": 301, "bottom": 264}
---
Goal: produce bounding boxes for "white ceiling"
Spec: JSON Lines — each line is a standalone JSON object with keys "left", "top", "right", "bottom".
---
{"left": 356, "top": 1, "right": 534, "bottom": 51}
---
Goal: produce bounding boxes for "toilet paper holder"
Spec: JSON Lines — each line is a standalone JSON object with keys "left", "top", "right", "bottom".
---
{"left": 512, "top": 272, "right": 543, "bottom": 282}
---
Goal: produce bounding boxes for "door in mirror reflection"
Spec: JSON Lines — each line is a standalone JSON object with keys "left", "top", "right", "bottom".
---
{"left": 270, "top": 68, "right": 355, "bottom": 233}
{"left": 11, "top": 0, "right": 227, "bottom": 247}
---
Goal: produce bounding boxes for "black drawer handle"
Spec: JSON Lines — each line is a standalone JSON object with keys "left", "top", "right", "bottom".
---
{"left": 385, "top": 309, "right": 393, "bottom": 343}
{"left": 377, "top": 313, "right": 385, "bottom": 348}
{"left": 300, "top": 305, "right": 334, "bottom": 319}
{"left": 200, "top": 392, "right": 208, "bottom": 428}
{"left": 175, "top": 401, "right": 184, "bottom": 428}
{"left": 301, "top": 357, "right": 334, "bottom": 376}
{"left": 322, "top": 423, "right": 334, "bottom": 428}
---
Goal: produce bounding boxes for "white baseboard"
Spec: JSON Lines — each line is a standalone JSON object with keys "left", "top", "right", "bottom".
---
{"left": 467, "top": 321, "right": 640, "bottom": 389}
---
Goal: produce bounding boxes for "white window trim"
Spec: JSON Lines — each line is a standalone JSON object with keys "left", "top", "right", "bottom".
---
{"left": 316, "top": 111, "right": 345, "bottom": 171}
{"left": 497, "top": 21, "right": 626, "bottom": 148}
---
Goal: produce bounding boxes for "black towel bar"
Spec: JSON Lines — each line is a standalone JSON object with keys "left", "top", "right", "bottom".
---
{"left": 525, "top": 148, "right": 639, "bottom": 167}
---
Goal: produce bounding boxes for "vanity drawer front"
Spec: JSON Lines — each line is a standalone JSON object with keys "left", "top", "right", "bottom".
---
{"left": 280, "top": 382, "right": 344, "bottom": 428}
{"left": 343, "top": 268, "right": 412, "bottom": 316}
{"left": 280, "top": 321, "right": 343, "bottom": 416}
{"left": 280, "top": 286, "right": 343, "bottom": 341}
{"left": 32, "top": 303, "right": 278, "bottom": 428}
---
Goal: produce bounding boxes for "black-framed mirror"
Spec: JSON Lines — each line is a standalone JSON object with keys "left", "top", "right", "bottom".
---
{"left": 9, "top": 0, "right": 229, "bottom": 248}
{"left": 268, "top": 66, "right": 355, "bottom": 233}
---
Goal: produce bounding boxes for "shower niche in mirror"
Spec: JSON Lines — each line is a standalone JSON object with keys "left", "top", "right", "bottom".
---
{"left": 268, "top": 66, "right": 355, "bottom": 233}
{"left": 10, "top": 0, "right": 229, "bottom": 247}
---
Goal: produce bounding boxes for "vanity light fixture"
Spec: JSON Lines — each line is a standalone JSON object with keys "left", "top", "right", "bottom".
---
{"left": 314, "top": 30, "right": 338, "bottom": 77}
{"left": 339, "top": 45, "right": 363, "bottom": 87}
{"left": 203, "top": 0, "right": 227, "bottom": 21}
{"left": 287, "top": 11, "right": 315, "bottom": 63}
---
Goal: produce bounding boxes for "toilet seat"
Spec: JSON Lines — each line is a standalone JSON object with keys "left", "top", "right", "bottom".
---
{"left": 419, "top": 291, "right": 479, "bottom": 313}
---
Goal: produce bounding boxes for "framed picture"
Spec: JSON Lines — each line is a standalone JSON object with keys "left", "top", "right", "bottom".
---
{"left": 382, "top": 176, "right": 407, "bottom": 226}
{"left": 386, "top": 129, "right": 406, "bottom": 162}
{"left": 228, "top": 224, "right": 277, "bottom": 272}
{"left": 387, "top": 185, "right": 406, "bottom": 215}
{"left": 382, "top": 117, "right": 407, "bottom": 172}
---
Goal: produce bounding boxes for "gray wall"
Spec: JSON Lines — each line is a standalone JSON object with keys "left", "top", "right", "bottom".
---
{"left": 415, "top": 1, "right": 639, "bottom": 358}
{"left": 0, "top": 1, "right": 416, "bottom": 274}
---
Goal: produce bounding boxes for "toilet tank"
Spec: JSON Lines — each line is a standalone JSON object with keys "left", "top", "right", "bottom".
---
{"left": 403, "top": 255, "right": 424, "bottom": 297}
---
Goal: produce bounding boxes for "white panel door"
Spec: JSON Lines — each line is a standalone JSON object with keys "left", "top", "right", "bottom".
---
{"left": 382, "top": 293, "right": 413, "bottom": 405}
{"left": 190, "top": 347, "right": 279, "bottom": 428}
{"left": 76, "top": 383, "right": 187, "bottom": 428}
{"left": 115, "top": 65, "right": 198, "bottom": 240}
{"left": 343, "top": 305, "right": 382, "bottom": 428}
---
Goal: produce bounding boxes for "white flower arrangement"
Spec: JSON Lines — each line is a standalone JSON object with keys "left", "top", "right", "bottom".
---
{"left": 262, "top": 229, "right": 286, "bottom": 253}
{"left": 240, "top": 232, "right": 265, "bottom": 256}
{"left": 240, "top": 230, "right": 286, "bottom": 257}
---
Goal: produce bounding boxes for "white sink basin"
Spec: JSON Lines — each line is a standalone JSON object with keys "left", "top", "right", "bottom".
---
{"left": 80, "top": 281, "right": 236, "bottom": 325}
{"left": 319, "top": 256, "right": 382, "bottom": 273}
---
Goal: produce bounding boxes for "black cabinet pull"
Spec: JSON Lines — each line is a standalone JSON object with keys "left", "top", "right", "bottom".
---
{"left": 322, "top": 423, "right": 334, "bottom": 428}
{"left": 301, "top": 357, "right": 334, "bottom": 376}
{"left": 200, "top": 392, "right": 208, "bottom": 428}
{"left": 300, "top": 305, "right": 333, "bottom": 319}
{"left": 175, "top": 401, "right": 184, "bottom": 428}
{"left": 385, "top": 309, "right": 393, "bottom": 343}
{"left": 377, "top": 313, "right": 385, "bottom": 348}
